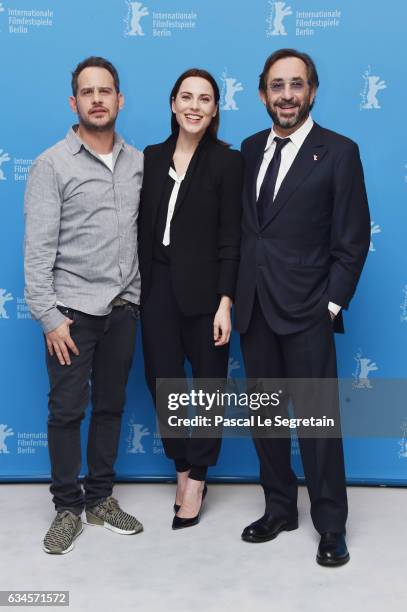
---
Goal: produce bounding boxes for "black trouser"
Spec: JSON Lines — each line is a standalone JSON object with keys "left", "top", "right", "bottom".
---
{"left": 240, "top": 295, "right": 348, "bottom": 534}
{"left": 141, "top": 262, "right": 229, "bottom": 481}
{"left": 46, "top": 303, "right": 138, "bottom": 514}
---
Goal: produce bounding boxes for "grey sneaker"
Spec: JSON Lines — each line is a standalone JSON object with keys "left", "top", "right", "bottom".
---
{"left": 85, "top": 496, "right": 143, "bottom": 535}
{"left": 43, "top": 510, "right": 83, "bottom": 554}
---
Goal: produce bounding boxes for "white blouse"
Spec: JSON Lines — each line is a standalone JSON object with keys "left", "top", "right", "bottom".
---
{"left": 162, "top": 166, "right": 186, "bottom": 246}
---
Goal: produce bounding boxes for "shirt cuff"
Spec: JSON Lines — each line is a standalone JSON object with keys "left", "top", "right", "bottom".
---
{"left": 328, "top": 301, "right": 341, "bottom": 316}
{"left": 40, "top": 307, "right": 67, "bottom": 334}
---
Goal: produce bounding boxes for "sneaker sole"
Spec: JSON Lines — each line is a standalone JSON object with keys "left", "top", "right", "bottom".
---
{"left": 85, "top": 513, "right": 143, "bottom": 535}
{"left": 43, "top": 524, "right": 83, "bottom": 555}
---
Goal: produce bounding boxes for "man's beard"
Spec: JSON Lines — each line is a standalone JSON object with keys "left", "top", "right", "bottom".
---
{"left": 78, "top": 112, "right": 117, "bottom": 133}
{"left": 266, "top": 97, "right": 312, "bottom": 130}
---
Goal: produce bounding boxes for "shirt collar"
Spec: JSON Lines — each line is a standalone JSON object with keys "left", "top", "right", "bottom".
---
{"left": 65, "top": 125, "right": 125, "bottom": 156}
{"left": 264, "top": 114, "right": 314, "bottom": 152}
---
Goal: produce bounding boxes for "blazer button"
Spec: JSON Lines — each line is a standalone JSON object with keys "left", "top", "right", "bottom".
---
{"left": 258, "top": 235, "right": 262, "bottom": 240}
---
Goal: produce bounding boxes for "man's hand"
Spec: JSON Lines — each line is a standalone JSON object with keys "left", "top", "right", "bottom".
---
{"left": 45, "top": 319, "right": 80, "bottom": 365}
{"left": 213, "top": 296, "right": 232, "bottom": 346}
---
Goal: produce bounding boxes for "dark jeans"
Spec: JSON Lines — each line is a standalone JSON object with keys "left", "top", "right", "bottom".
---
{"left": 45, "top": 303, "right": 138, "bottom": 514}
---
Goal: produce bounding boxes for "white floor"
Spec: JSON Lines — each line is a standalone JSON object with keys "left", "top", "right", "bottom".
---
{"left": 0, "top": 483, "right": 404, "bottom": 611}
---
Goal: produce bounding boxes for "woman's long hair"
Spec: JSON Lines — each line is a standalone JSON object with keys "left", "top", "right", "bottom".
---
{"left": 169, "top": 68, "right": 228, "bottom": 146}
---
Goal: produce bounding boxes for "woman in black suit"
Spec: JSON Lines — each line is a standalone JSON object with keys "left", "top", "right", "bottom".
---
{"left": 139, "top": 68, "right": 243, "bottom": 529}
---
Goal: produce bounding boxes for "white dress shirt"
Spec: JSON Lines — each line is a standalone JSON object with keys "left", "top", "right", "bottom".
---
{"left": 256, "top": 115, "right": 314, "bottom": 200}
{"left": 256, "top": 115, "right": 340, "bottom": 316}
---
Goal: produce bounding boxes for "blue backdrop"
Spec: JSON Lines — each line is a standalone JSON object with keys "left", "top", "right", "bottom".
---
{"left": 1, "top": 0, "right": 406, "bottom": 484}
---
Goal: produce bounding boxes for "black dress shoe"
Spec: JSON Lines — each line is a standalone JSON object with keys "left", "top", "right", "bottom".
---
{"left": 172, "top": 484, "right": 208, "bottom": 530}
{"left": 316, "top": 532, "right": 350, "bottom": 567}
{"left": 173, "top": 484, "right": 207, "bottom": 514}
{"left": 241, "top": 513, "right": 298, "bottom": 543}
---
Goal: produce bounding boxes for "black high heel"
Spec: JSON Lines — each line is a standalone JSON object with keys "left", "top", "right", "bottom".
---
{"left": 172, "top": 484, "right": 207, "bottom": 529}
{"left": 174, "top": 484, "right": 207, "bottom": 514}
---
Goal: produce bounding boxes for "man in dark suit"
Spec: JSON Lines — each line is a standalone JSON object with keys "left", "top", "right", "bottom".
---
{"left": 234, "top": 49, "right": 370, "bottom": 566}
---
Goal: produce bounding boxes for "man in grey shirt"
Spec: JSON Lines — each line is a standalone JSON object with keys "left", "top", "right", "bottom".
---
{"left": 24, "top": 56, "right": 144, "bottom": 554}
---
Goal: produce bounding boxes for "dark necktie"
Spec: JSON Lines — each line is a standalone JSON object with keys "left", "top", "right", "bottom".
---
{"left": 257, "top": 136, "right": 290, "bottom": 226}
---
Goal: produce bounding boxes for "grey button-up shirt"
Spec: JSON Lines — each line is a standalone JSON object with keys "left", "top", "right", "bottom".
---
{"left": 24, "top": 126, "right": 143, "bottom": 333}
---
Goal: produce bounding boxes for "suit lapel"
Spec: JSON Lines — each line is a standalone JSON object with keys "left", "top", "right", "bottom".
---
{"left": 150, "top": 134, "right": 177, "bottom": 230}
{"left": 262, "top": 124, "right": 327, "bottom": 227}
{"left": 172, "top": 133, "right": 210, "bottom": 220}
{"left": 245, "top": 131, "right": 270, "bottom": 229}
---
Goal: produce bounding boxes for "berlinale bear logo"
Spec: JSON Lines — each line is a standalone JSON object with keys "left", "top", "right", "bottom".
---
{"left": 0, "top": 288, "right": 13, "bottom": 319}
{"left": 127, "top": 419, "right": 150, "bottom": 454}
{"left": 353, "top": 351, "right": 378, "bottom": 389}
{"left": 124, "top": 1, "right": 149, "bottom": 36}
{"left": 221, "top": 71, "right": 244, "bottom": 111}
{"left": 267, "top": 1, "right": 293, "bottom": 36}
{"left": 399, "top": 421, "right": 407, "bottom": 458}
{"left": 0, "top": 150, "right": 11, "bottom": 181}
{"left": 369, "top": 221, "right": 381, "bottom": 252}
{"left": 400, "top": 285, "right": 407, "bottom": 323}
{"left": 360, "top": 67, "right": 387, "bottom": 110}
{"left": 0, "top": 425, "right": 14, "bottom": 454}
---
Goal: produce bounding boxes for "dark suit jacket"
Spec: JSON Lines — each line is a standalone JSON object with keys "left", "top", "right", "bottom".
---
{"left": 234, "top": 122, "right": 371, "bottom": 335}
{"left": 138, "top": 133, "right": 243, "bottom": 315}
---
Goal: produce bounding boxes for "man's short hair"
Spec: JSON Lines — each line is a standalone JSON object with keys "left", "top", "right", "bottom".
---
{"left": 71, "top": 56, "right": 120, "bottom": 97}
{"left": 259, "top": 48, "right": 319, "bottom": 93}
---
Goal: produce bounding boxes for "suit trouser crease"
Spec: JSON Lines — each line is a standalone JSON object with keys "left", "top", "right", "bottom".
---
{"left": 240, "top": 295, "right": 348, "bottom": 534}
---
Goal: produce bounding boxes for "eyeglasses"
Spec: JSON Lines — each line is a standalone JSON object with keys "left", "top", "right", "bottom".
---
{"left": 268, "top": 80, "right": 307, "bottom": 93}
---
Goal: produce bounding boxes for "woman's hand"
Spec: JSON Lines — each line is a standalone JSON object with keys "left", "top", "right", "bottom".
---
{"left": 213, "top": 296, "right": 232, "bottom": 346}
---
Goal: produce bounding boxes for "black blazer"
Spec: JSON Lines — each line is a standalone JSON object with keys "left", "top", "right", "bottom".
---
{"left": 138, "top": 133, "right": 243, "bottom": 315}
{"left": 234, "top": 123, "right": 371, "bottom": 335}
